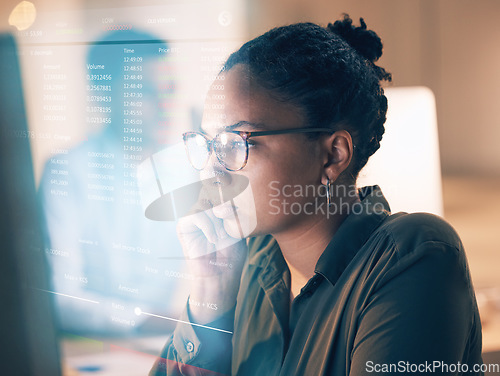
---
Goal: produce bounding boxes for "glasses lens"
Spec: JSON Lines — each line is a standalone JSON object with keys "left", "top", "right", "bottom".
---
{"left": 184, "top": 133, "right": 210, "bottom": 170}
{"left": 214, "top": 132, "right": 247, "bottom": 171}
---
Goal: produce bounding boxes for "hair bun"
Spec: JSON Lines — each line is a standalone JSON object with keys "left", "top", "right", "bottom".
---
{"left": 327, "top": 14, "right": 383, "bottom": 63}
{"left": 327, "top": 14, "right": 391, "bottom": 81}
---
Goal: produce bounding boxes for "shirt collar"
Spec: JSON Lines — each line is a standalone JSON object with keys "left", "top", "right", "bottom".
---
{"left": 314, "top": 185, "right": 391, "bottom": 286}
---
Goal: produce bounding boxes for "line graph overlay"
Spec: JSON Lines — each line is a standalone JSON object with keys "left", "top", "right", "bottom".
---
{"left": 34, "top": 288, "right": 100, "bottom": 304}
{"left": 136, "top": 307, "right": 232, "bottom": 334}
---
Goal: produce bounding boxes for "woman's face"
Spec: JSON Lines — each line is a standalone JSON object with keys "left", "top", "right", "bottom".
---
{"left": 200, "top": 64, "right": 327, "bottom": 239}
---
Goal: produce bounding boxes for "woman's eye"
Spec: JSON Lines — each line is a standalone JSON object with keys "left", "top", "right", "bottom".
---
{"left": 231, "top": 141, "right": 246, "bottom": 149}
{"left": 247, "top": 140, "right": 256, "bottom": 148}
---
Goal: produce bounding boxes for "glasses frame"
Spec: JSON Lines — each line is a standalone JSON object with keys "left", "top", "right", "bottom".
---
{"left": 182, "top": 127, "right": 338, "bottom": 171}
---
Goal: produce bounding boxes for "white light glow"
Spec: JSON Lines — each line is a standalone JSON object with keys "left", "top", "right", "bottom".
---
{"left": 8, "top": 1, "right": 36, "bottom": 31}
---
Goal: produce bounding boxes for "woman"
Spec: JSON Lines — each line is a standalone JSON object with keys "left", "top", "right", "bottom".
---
{"left": 151, "top": 15, "right": 483, "bottom": 375}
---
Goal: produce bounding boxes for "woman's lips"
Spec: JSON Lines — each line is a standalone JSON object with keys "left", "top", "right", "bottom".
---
{"left": 212, "top": 203, "right": 238, "bottom": 219}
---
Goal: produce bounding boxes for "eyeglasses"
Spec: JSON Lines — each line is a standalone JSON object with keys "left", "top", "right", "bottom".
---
{"left": 182, "top": 127, "right": 336, "bottom": 171}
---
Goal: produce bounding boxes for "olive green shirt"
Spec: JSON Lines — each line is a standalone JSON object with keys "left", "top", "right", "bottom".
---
{"left": 150, "top": 186, "right": 483, "bottom": 375}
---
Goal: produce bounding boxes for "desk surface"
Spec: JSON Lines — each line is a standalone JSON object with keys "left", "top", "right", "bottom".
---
{"left": 61, "top": 335, "right": 167, "bottom": 376}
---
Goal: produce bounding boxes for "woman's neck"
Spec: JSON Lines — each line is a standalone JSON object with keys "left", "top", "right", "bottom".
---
{"left": 274, "top": 193, "right": 360, "bottom": 300}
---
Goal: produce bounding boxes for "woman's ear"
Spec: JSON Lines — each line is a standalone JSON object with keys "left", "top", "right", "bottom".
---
{"left": 321, "top": 130, "right": 354, "bottom": 185}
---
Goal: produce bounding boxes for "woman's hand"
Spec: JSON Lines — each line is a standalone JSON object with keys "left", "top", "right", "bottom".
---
{"left": 176, "top": 202, "right": 248, "bottom": 324}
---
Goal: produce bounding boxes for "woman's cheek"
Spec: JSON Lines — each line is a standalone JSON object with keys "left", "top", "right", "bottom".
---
{"left": 222, "top": 177, "right": 258, "bottom": 239}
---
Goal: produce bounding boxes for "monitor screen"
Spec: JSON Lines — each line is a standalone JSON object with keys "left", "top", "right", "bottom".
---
{"left": 0, "top": 32, "right": 61, "bottom": 376}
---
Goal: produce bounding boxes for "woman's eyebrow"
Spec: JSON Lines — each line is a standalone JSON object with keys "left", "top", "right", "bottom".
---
{"left": 200, "top": 121, "right": 268, "bottom": 136}
{"left": 224, "top": 121, "right": 268, "bottom": 131}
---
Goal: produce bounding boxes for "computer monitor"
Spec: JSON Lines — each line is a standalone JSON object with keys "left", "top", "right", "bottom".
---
{"left": 0, "top": 32, "right": 61, "bottom": 376}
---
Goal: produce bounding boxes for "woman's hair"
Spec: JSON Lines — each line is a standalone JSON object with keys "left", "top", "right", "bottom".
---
{"left": 223, "top": 14, "right": 391, "bottom": 180}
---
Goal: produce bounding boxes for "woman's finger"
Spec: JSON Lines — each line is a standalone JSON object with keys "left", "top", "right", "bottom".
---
{"left": 177, "top": 210, "right": 218, "bottom": 244}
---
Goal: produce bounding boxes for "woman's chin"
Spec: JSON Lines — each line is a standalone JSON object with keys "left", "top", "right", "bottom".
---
{"left": 221, "top": 213, "right": 257, "bottom": 240}
{"left": 221, "top": 217, "right": 243, "bottom": 239}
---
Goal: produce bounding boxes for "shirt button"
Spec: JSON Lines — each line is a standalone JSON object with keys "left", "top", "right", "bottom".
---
{"left": 185, "top": 341, "right": 194, "bottom": 353}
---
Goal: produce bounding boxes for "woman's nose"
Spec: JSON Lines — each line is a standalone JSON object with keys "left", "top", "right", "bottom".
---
{"left": 199, "top": 152, "right": 234, "bottom": 206}
{"left": 200, "top": 150, "right": 227, "bottom": 182}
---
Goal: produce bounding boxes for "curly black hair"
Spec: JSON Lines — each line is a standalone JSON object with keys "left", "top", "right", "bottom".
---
{"left": 223, "top": 14, "right": 392, "bottom": 181}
